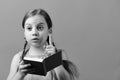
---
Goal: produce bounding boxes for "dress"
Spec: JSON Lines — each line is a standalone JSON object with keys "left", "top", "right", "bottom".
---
{"left": 24, "top": 71, "right": 52, "bottom": 80}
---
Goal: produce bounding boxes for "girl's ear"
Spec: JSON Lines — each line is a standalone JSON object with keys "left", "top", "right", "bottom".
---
{"left": 48, "top": 28, "right": 52, "bottom": 34}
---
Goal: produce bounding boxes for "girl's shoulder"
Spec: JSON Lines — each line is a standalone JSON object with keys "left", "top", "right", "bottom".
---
{"left": 57, "top": 49, "right": 68, "bottom": 60}
{"left": 10, "top": 50, "right": 24, "bottom": 71}
{"left": 14, "top": 51, "right": 23, "bottom": 58}
{"left": 12, "top": 50, "right": 24, "bottom": 63}
{"left": 7, "top": 50, "right": 24, "bottom": 80}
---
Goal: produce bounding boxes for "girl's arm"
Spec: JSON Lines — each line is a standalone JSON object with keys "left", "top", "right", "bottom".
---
{"left": 7, "top": 51, "right": 25, "bottom": 80}
{"left": 54, "top": 50, "right": 80, "bottom": 80}
{"left": 54, "top": 65, "right": 71, "bottom": 80}
{"left": 54, "top": 50, "right": 70, "bottom": 80}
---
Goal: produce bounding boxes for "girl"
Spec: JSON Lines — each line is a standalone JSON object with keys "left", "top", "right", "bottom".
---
{"left": 7, "top": 8, "right": 79, "bottom": 80}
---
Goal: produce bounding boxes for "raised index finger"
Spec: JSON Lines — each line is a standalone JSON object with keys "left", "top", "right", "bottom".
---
{"left": 49, "top": 34, "right": 53, "bottom": 46}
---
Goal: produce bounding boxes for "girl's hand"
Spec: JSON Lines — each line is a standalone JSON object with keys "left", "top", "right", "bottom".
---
{"left": 45, "top": 45, "right": 56, "bottom": 56}
{"left": 45, "top": 34, "right": 56, "bottom": 56}
{"left": 17, "top": 60, "right": 32, "bottom": 76}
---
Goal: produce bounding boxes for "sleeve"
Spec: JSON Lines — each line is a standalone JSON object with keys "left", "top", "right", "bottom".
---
{"left": 53, "top": 49, "right": 80, "bottom": 80}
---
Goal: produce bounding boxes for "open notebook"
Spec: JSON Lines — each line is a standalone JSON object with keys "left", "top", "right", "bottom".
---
{"left": 23, "top": 50, "right": 62, "bottom": 76}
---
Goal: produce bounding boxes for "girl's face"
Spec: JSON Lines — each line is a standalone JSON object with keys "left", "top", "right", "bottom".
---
{"left": 24, "top": 15, "right": 50, "bottom": 48}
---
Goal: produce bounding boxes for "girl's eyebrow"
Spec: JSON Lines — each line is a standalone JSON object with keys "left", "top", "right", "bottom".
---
{"left": 25, "top": 23, "right": 31, "bottom": 26}
{"left": 25, "top": 22, "right": 45, "bottom": 27}
{"left": 37, "top": 22, "right": 45, "bottom": 25}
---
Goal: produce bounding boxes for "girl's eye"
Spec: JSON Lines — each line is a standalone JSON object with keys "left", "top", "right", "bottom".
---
{"left": 37, "top": 25, "right": 44, "bottom": 31}
{"left": 27, "top": 27, "right": 32, "bottom": 31}
{"left": 25, "top": 24, "right": 32, "bottom": 31}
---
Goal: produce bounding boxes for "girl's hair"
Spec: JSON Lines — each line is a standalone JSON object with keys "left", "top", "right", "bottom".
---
{"left": 51, "top": 60, "right": 80, "bottom": 80}
{"left": 22, "top": 8, "right": 52, "bottom": 29}
{"left": 21, "top": 40, "right": 28, "bottom": 60}
{"left": 21, "top": 8, "right": 53, "bottom": 60}
{"left": 62, "top": 60, "right": 80, "bottom": 80}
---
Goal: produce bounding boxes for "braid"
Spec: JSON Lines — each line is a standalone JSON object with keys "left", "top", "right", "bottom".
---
{"left": 62, "top": 60, "right": 80, "bottom": 80}
{"left": 21, "top": 41, "right": 28, "bottom": 60}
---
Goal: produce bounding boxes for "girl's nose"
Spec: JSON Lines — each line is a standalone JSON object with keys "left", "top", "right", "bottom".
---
{"left": 32, "top": 28, "right": 39, "bottom": 36}
{"left": 32, "top": 33, "right": 38, "bottom": 36}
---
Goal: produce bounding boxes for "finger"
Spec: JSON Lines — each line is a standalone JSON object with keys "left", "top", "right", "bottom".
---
{"left": 19, "top": 64, "right": 31, "bottom": 70}
{"left": 46, "top": 48, "right": 55, "bottom": 52}
{"left": 20, "top": 60, "right": 24, "bottom": 65}
{"left": 46, "top": 45, "right": 54, "bottom": 49}
{"left": 46, "top": 49, "right": 56, "bottom": 56}
{"left": 20, "top": 69, "right": 28, "bottom": 73}
{"left": 49, "top": 34, "right": 53, "bottom": 46}
{"left": 46, "top": 46, "right": 55, "bottom": 53}
{"left": 27, "top": 68, "right": 36, "bottom": 73}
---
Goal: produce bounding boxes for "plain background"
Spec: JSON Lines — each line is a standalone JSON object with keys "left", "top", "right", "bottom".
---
{"left": 1, "top": 0, "right": 120, "bottom": 80}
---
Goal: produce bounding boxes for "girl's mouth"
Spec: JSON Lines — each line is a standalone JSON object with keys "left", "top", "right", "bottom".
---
{"left": 32, "top": 38, "right": 39, "bottom": 40}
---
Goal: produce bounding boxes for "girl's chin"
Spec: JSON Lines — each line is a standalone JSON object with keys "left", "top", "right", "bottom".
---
{"left": 31, "top": 43, "right": 44, "bottom": 48}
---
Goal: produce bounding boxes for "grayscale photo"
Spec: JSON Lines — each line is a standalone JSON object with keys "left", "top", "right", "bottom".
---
{"left": 0, "top": 0, "right": 120, "bottom": 80}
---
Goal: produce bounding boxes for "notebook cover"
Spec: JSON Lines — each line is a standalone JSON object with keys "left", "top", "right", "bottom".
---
{"left": 23, "top": 50, "right": 62, "bottom": 76}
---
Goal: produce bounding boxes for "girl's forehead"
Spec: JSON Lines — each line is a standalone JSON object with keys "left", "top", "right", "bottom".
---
{"left": 25, "top": 15, "right": 46, "bottom": 25}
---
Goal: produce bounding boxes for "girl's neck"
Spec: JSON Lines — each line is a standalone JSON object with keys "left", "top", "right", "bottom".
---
{"left": 28, "top": 45, "right": 45, "bottom": 56}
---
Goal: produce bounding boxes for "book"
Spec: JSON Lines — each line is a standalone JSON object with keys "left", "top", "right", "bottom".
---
{"left": 23, "top": 50, "right": 62, "bottom": 76}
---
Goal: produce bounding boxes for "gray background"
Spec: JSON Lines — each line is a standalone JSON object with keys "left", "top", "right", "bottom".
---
{"left": 1, "top": 0, "right": 120, "bottom": 80}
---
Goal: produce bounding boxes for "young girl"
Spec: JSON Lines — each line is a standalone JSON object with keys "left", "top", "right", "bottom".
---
{"left": 7, "top": 8, "right": 79, "bottom": 80}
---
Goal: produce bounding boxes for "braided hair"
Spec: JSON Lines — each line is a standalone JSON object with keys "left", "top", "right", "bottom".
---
{"left": 21, "top": 40, "right": 28, "bottom": 60}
